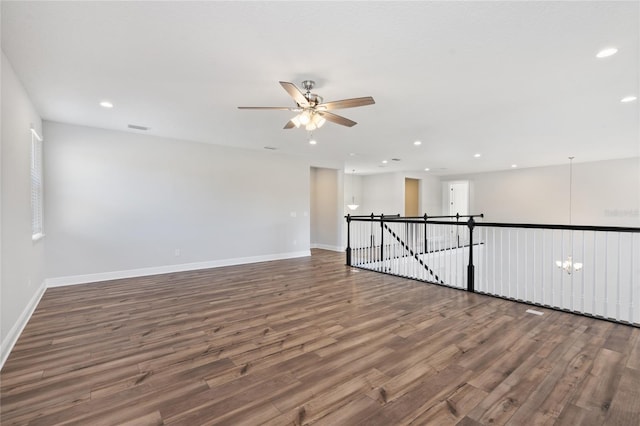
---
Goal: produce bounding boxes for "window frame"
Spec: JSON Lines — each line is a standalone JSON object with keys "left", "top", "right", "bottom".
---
{"left": 30, "top": 127, "right": 44, "bottom": 241}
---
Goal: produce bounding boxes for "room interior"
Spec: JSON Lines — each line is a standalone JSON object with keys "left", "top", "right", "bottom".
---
{"left": 1, "top": 1, "right": 639, "bottom": 424}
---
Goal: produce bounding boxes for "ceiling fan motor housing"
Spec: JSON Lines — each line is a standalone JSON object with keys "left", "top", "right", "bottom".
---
{"left": 306, "top": 93, "right": 323, "bottom": 106}
{"left": 301, "top": 80, "right": 316, "bottom": 91}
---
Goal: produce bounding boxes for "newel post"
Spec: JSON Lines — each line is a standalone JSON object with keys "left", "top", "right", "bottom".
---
{"left": 423, "top": 213, "right": 428, "bottom": 254}
{"left": 346, "top": 214, "right": 352, "bottom": 266}
{"left": 467, "top": 216, "right": 475, "bottom": 292}
{"left": 380, "top": 213, "right": 385, "bottom": 265}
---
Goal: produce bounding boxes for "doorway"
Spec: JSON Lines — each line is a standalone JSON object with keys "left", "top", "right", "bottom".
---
{"left": 448, "top": 181, "right": 469, "bottom": 216}
{"left": 405, "top": 178, "right": 420, "bottom": 217}
{"left": 310, "top": 167, "right": 342, "bottom": 251}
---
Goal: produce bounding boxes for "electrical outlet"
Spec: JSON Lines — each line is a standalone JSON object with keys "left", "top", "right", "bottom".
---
{"left": 174, "top": 248, "right": 181, "bottom": 257}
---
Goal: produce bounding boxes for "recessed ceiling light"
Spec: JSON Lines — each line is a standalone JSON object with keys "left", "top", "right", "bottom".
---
{"left": 309, "top": 139, "right": 317, "bottom": 145}
{"left": 424, "top": 168, "right": 430, "bottom": 171}
{"left": 474, "top": 153, "right": 481, "bottom": 158}
{"left": 511, "top": 164, "right": 518, "bottom": 168}
{"left": 621, "top": 95, "right": 637, "bottom": 103}
{"left": 99, "top": 101, "right": 114, "bottom": 108}
{"left": 596, "top": 47, "right": 618, "bottom": 58}
{"left": 349, "top": 153, "right": 356, "bottom": 156}
{"left": 382, "top": 160, "right": 388, "bottom": 164}
{"left": 414, "top": 141, "right": 422, "bottom": 146}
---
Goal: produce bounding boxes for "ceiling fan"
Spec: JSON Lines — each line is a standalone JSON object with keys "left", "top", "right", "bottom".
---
{"left": 238, "top": 80, "right": 375, "bottom": 131}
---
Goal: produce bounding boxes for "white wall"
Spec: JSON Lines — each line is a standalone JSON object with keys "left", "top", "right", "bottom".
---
{"left": 43, "top": 122, "right": 311, "bottom": 283}
{"left": 358, "top": 172, "right": 442, "bottom": 217}
{"left": 310, "top": 167, "right": 343, "bottom": 251}
{"left": 359, "top": 173, "right": 404, "bottom": 216}
{"left": 410, "top": 172, "right": 442, "bottom": 217}
{"left": 1, "top": 52, "right": 47, "bottom": 366}
{"left": 446, "top": 157, "right": 640, "bottom": 227}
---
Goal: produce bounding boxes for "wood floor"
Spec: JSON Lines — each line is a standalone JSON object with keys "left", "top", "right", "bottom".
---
{"left": 1, "top": 249, "right": 639, "bottom": 425}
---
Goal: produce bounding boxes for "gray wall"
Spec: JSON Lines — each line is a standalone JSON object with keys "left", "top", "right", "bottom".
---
{"left": 1, "top": 52, "right": 46, "bottom": 365}
{"left": 310, "top": 167, "right": 343, "bottom": 251}
{"left": 43, "top": 121, "right": 311, "bottom": 282}
{"left": 446, "top": 158, "right": 640, "bottom": 226}
{"left": 358, "top": 172, "right": 442, "bottom": 217}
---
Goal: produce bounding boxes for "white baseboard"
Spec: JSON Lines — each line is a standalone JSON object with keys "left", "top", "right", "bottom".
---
{"left": 1, "top": 280, "right": 47, "bottom": 370}
{"left": 311, "top": 244, "right": 344, "bottom": 252}
{"left": 45, "top": 250, "right": 311, "bottom": 288}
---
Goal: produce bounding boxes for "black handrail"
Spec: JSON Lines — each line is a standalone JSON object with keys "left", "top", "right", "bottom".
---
{"left": 346, "top": 214, "right": 484, "bottom": 226}
{"left": 477, "top": 221, "right": 640, "bottom": 233}
{"left": 347, "top": 214, "right": 401, "bottom": 219}
{"left": 345, "top": 213, "right": 483, "bottom": 221}
{"left": 347, "top": 215, "right": 640, "bottom": 233}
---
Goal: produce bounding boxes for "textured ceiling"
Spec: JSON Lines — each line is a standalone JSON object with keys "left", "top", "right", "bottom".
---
{"left": 2, "top": 1, "right": 638, "bottom": 175}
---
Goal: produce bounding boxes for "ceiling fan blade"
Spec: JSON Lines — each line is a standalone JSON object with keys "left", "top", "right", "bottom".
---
{"left": 283, "top": 120, "right": 296, "bottom": 129}
{"left": 317, "top": 96, "right": 375, "bottom": 111}
{"left": 319, "top": 111, "right": 357, "bottom": 127}
{"left": 238, "top": 106, "right": 296, "bottom": 110}
{"left": 279, "top": 81, "right": 310, "bottom": 107}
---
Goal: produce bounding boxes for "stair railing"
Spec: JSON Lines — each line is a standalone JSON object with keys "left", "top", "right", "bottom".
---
{"left": 346, "top": 213, "right": 640, "bottom": 326}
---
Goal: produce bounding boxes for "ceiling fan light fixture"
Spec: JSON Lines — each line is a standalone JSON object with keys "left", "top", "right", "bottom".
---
{"left": 299, "top": 110, "right": 312, "bottom": 125}
{"left": 313, "top": 114, "right": 326, "bottom": 128}
{"left": 290, "top": 115, "right": 302, "bottom": 128}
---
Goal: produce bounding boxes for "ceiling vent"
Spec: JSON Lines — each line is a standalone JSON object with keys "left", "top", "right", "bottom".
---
{"left": 128, "top": 124, "right": 149, "bottom": 131}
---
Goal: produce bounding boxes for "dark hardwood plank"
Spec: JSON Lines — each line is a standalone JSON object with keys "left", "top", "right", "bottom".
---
{"left": 1, "top": 249, "right": 638, "bottom": 425}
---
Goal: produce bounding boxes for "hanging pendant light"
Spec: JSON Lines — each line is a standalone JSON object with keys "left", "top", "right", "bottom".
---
{"left": 347, "top": 197, "right": 359, "bottom": 211}
{"left": 555, "top": 156, "right": 583, "bottom": 274}
{"left": 347, "top": 169, "right": 359, "bottom": 210}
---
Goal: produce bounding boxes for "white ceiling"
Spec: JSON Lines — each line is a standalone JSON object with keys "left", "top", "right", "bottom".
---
{"left": 2, "top": 1, "right": 638, "bottom": 175}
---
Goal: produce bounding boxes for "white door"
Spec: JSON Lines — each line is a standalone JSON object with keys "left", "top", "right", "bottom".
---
{"left": 448, "top": 181, "right": 469, "bottom": 246}
{"left": 448, "top": 181, "right": 469, "bottom": 216}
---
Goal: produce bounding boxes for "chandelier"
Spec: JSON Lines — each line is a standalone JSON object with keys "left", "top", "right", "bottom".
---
{"left": 556, "top": 156, "right": 583, "bottom": 274}
{"left": 556, "top": 256, "right": 583, "bottom": 275}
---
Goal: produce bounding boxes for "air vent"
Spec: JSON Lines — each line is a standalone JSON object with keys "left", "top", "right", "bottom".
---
{"left": 391, "top": 158, "right": 401, "bottom": 162}
{"left": 264, "top": 146, "right": 277, "bottom": 150}
{"left": 128, "top": 124, "right": 149, "bottom": 131}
